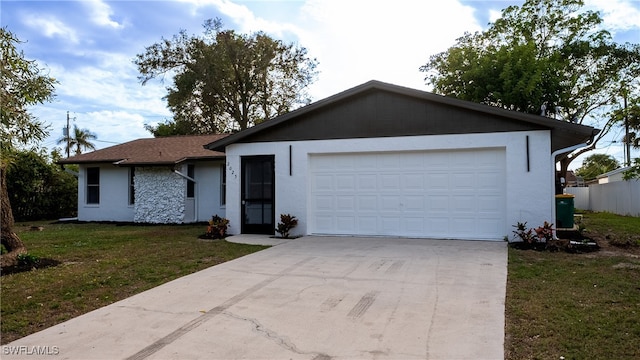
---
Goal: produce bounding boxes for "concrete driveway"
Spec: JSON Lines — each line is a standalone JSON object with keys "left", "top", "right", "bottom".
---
{"left": 3, "top": 236, "right": 507, "bottom": 360}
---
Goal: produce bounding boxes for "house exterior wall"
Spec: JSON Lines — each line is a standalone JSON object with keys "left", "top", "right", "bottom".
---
{"left": 77, "top": 164, "right": 134, "bottom": 222}
{"left": 134, "top": 167, "right": 186, "bottom": 223}
{"left": 191, "top": 161, "right": 226, "bottom": 222}
{"left": 77, "top": 162, "right": 225, "bottom": 223}
{"left": 224, "top": 130, "right": 553, "bottom": 239}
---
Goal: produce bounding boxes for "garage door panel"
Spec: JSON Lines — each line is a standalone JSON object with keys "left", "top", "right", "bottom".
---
{"left": 381, "top": 217, "right": 400, "bottom": 233}
{"left": 428, "top": 173, "right": 449, "bottom": 189}
{"left": 314, "top": 174, "right": 333, "bottom": 190}
{"left": 403, "top": 196, "right": 425, "bottom": 211}
{"left": 336, "top": 196, "right": 355, "bottom": 211}
{"left": 380, "top": 174, "right": 400, "bottom": 190}
{"left": 404, "top": 217, "right": 425, "bottom": 233}
{"left": 315, "top": 195, "right": 333, "bottom": 210}
{"left": 314, "top": 214, "right": 333, "bottom": 229}
{"left": 427, "top": 195, "right": 450, "bottom": 212}
{"left": 336, "top": 175, "right": 355, "bottom": 190}
{"left": 381, "top": 195, "right": 401, "bottom": 211}
{"left": 478, "top": 195, "right": 502, "bottom": 212}
{"left": 358, "top": 195, "right": 377, "bottom": 211}
{"left": 309, "top": 149, "right": 506, "bottom": 239}
{"left": 358, "top": 216, "right": 377, "bottom": 231}
{"left": 452, "top": 195, "right": 477, "bottom": 212}
{"left": 358, "top": 174, "right": 377, "bottom": 189}
{"left": 403, "top": 174, "right": 424, "bottom": 190}
{"left": 336, "top": 216, "right": 355, "bottom": 231}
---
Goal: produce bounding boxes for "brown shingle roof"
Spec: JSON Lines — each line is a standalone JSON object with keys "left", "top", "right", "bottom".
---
{"left": 58, "top": 134, "right": 228, "bottom": 166}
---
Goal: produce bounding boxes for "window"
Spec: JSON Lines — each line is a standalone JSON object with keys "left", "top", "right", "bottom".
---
{"left": 129, "top": 168, "right": 135, "bottom": 205}
{"left": 86, "top": 167, "right": 100, "bottom": 204}
{"left": 187, "top": 164, "right": 195, "bottom": 198}
{"left": 220, "top": 164, "right": 226, "bottom": 206}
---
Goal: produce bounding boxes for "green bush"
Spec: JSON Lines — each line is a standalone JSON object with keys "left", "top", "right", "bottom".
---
{"left": 6, "top": 150, "right": 77, "bottom": 220}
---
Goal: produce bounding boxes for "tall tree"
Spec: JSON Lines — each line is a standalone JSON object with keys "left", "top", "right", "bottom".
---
{"left": 135, "top": 19, "right": 318, "bottom": 136}
{"left": 574, "top": 153, "right": 620, "bottom": 181}
{"left": 57, "top": 125, "right": 97, "bottom": 156}
{"left": 1, "top": 27, "right": 56, "bottom": 267}
{"left": 620, "top": 93, "right": 640, "bottom": 179}
{"left": 420, "top": 0, "right": 640, "bottom": 178}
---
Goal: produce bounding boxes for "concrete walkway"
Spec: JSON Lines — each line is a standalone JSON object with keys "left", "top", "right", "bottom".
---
{"left": 3, "top": 236, "right": 507, "bottom": 360}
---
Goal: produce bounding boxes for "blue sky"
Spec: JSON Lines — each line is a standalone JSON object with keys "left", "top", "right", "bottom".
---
{"left": 2, "top": 0, "right": 639, "bottom": 167}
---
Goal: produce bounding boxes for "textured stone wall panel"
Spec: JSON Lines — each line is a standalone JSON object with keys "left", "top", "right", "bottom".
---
{"left": 134, "top": 167, "right": 186, "bottom": 223}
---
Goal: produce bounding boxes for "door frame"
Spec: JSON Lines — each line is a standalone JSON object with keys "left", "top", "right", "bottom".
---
{"left": 240, "top": 155, "right": 275, "bottom": 234}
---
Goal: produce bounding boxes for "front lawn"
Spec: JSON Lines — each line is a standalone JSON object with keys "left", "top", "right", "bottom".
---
{"left": 0, "top": 222, "right": 267, "bottom": 344}
{"left": 505, "top": 212, "right": 640, "bottom": 359}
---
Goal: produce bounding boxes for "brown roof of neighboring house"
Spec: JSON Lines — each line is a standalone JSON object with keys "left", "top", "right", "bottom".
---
{"left": 57, "top": 134, "right": 228, "bottom": 166}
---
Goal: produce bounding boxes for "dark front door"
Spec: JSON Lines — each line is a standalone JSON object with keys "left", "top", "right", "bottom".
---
{"left": 241, "top": 155, "right": 275, "bottom": 234}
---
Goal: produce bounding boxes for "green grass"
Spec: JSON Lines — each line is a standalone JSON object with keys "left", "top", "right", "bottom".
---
{"left": 1, "top": 222, "right": 267, "bottom": 344}
{"left": 505, "top": 212, "right": 640, "bottom": 359}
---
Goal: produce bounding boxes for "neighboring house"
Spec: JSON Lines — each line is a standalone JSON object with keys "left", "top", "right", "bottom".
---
{"left": 596, "top": 166, "right": 632, "bottom": 184}
{"left": 58, "top": 134, "right": 227, "bottom": 223}
{"left": 565, "top": 170, "right": 585, "bottom": 187}
{"left": 206, "top": 80, "right": 599, "bottom": 240}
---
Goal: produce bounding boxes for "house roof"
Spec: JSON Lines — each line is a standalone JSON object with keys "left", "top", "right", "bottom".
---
{"left": 596, "top": 166, "right": 632, "bottom": 179}
{"left": 205, "top": 80, "right": 600, "bottom": 153}
{"left": 58, "top": 134, "right": 228, "bottom": 166}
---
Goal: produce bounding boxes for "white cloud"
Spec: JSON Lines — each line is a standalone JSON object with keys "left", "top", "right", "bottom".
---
{"left": 38, "top": 50, "right": 170, "bottom": 150}
{"left": 167, "top": 0, "right": 482, "bottom": 100}
{"left": 176, "top": 0, "right": 301, "bottom": 37}
{"left": 81, "top": 110, "right": 153, "bottom": 143}
{"left": 83, "top": 0, "right": 125, "bottom": 29}
{"left": 488, "top": 9, "right": 502, "bottom": 24}
{"left": 22, "top": 15, "right": 79, "bottom": 44}
{"left": 586, "top": 0, "right": 640, "bottom": 34}
{"left": 293, "top": 0, "right": 482, "bottom": 98}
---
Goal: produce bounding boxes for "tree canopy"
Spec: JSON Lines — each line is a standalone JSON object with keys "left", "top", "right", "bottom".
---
{"left": 135, "top": 19, "right": 318, "bottom": 136}
{"left": 1, "top": 27, "right": 56, "bottom": 155}
{"left": 574, "top": 153, "right": 620, "bottom": 181}
{"left": 1, "top": 27, "right": 57, "bottom": 267}
{"left": 420, "top": 0, "right": 640, "bottom": 176}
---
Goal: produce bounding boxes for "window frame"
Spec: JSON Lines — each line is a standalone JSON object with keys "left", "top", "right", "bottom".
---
{"left": 186, "top": 164, "right": 195, "bottom": 198}
{"left": 128, "top": 167, "right": 135, "bottom": 205}
{"left": 220, "top": 164, "right": 226, "bottom": 206}
{"left": 86, "top": 167, "right": 100, "bottom": 204}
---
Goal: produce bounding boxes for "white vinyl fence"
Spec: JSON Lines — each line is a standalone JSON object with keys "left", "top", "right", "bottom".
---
{"left": 566, "top": 181, "right": 640, "bottom": 217}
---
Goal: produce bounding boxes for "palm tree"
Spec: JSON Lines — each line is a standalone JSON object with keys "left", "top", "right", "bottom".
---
{"left": 58, "top": 125, "right": 97, "bottom": 156}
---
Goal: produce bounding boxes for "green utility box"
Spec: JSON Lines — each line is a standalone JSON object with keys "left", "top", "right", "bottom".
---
{"left": 555, "top": 194, "right": 575, "bottom": 229}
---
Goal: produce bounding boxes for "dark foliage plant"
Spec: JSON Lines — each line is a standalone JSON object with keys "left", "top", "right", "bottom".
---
{"left": 203, "top": 215, "right": 229, "bottom": 239}
{"left": 7, "top": 151, "right": 77, "bottom": 221}
{"left": 275, "top": 214, "right": 298, "bottom": 238}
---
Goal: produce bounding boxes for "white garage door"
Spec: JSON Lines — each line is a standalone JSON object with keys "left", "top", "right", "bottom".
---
{"left": 309, "top": 149, "right": 506, "bottom": 240}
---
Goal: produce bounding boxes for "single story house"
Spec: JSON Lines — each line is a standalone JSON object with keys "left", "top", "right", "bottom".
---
{"left": 205, "top": 80, "right": 598, "bottom": 240}
{"left": 58, "top": 134, "right": 228, "bottom": 223}
{"left": 60, "top": 81, "right": 598, "bottom": 241}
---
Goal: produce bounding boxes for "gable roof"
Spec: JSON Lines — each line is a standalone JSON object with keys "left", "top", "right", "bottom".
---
{"left": 205, "top": 80, "right": 599, "bottom": 153}
{"left": 58, "top": 134, "right": 227, "bottom": 166}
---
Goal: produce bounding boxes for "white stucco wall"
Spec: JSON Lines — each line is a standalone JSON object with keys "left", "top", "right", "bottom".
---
{"left": 224, "top": 131, "right": 554, "bottom": 239}
{"left": 187, "top": 161, "right": 227, "bottom": 222}
{"left": 77, "top": 164, "right": 134, "bottom": 222}
{"left": 76, "top": 162, "right": 225, "bottom": 223}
